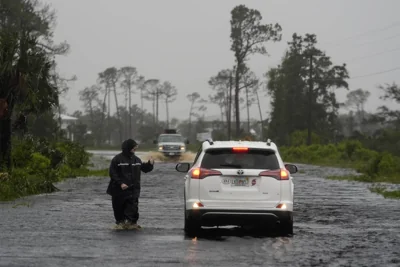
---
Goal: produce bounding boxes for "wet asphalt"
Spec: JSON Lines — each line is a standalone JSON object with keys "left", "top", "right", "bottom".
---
{"left": 0, "top": 153, "right": 399, "bottom": 267}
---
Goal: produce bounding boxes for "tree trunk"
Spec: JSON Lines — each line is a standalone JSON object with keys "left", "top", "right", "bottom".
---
{"left": 166, "top": 98, "right": 169, "bottom": 128}
{"left": 0, "top": 96, "right": 14, "bottom": 171}
{"left": 89, "top": 101, "right": 95, "bottom": 144}
{"left": 246, "top": 86, "right": 250, "bottom": 133}
{"left": 100, "top": 90, "right": 107, "bottom": 144}
{"left": 112, "top": 84, "right": 122, "bottom": 143}
{"left": 220, "top": 106, "right": 224, "bottom": 124}
{"left": 156, "top": 90, "right": 159, "bottom": 124}
{"left": 107, "top": 86, "right": 111, "bottom": 144}
{"left": 188, "top": 102, "right": 194, "bottom": 141}
{"left": 140, "top": 88, "right": 144, "bottom": 126}
{"left": 152, "top": 97, "right": 155, "bottom": 125}
{"left": 228, "top": 73, "right": 233, "bottom": 140}
{"left": 307, "top": 55, "right": 313, "bottom": 145}
{"left": 235, "top": 65, "right": 240, "bottom": 138}
{"left": 255, "top": 90, "right": 263, "bottom": 140}
{"left": 124, "top": 88, "right": 128, "bottom": 139}
{"left": 0, "top": 117, "right": 12, "bottom": 171}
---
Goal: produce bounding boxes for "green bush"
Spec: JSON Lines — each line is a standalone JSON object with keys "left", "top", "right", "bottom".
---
{"left": 0, "top": 136, "right": 93, "bottom": 201}
{"left": 55, "top": 140, "right": 90, "bottom": 169}
{"left": 280, "top": 139, "right": 400, "bottom": 183}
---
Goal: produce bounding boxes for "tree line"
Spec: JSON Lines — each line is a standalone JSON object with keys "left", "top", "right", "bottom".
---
{"left": 63, "top": 4, "right": 400, "bottom": 153}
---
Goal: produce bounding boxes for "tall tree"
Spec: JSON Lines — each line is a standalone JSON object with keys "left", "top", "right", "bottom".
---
{"left": 230, "top": 5, "right": 282, "bottom": 137}
{"left": 79, "top": 85, "right": 100, "bottom": 132}
{"left": 344, "top": 88, "right": 371, "bottom": 132}
{"left": 98, "top": 67, "right": 123, "bottom": 143}
{"left": 161, "top": 81, "right": 177, "bottom": 128}
{"left": 345, "top": 88, "right": 371, "bottom": 113}
{"left": 187, "top": 92, "right": 207, "bottom": 141}
{"left": 266, "top": 33, "right": 349, "bottom": 145}
{"left": 240, "top": 68, "right": 258, "bottom": 133}
{"left": 143, "top": 79, "right": 161, "bottom": 125}
{"left": 136, "top": 76, "right": 146, "bottom": 125}
{"left": 253, "top": 82, "right": 264, "bottom": 139}
{"left": 119, "top": 66, "right": 137, "bottom": 137}
{"left": 377, "top": 83, "right": 400, "bottom": 128}
{"left": 209, "top": 69, "right": 234, "bottom": 139}
{"left": 209, "top": 91, "right": 226, "bottom": 123}
{"left": 0, "top": 0, "right": 68, "bottom": 170}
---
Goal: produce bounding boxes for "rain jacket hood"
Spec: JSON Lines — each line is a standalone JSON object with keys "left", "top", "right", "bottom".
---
{"left": 121, "top": 139, "right": 138, "bottom": 156}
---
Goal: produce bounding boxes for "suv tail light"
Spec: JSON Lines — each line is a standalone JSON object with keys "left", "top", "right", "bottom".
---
{"left": 258, "top": 169, "right": 289, "bottom": 180}
{"left": 190, "top": 168, "right": 222, "bottom": 179}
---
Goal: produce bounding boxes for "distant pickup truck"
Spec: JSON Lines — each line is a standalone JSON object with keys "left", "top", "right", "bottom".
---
{"left": 153, "top": 129, "right": 189, "bottom": 158}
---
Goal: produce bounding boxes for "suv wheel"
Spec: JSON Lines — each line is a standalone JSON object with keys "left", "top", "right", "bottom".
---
{"left": 184, "top": 216, "right": 200, "bottom": 236}
{"left": 279, "top": 219, "right": 293, "bottom": 236}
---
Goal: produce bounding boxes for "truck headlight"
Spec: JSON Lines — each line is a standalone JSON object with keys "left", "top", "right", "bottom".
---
{"left": 180, "top": 146, "right": 185, "bottom": 150}
{"left": 158, "top": 146, "right": 163, "bottom": 150}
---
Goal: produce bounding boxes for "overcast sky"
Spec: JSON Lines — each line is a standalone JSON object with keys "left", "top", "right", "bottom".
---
{"left": 47, "top": 0, "right": 400, "bottom": 121}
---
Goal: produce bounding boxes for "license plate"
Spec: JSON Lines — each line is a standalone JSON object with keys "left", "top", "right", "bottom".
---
{"left": 222, "top": 177, "right": 249, "bottom": 187}
{"left": 169, "top": 152, "right": 175, "bottom": 155}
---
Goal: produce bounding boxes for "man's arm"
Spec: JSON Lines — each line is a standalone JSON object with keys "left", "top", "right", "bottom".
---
{"left": 109, "top": 156, "right": 123, "bottom": 185}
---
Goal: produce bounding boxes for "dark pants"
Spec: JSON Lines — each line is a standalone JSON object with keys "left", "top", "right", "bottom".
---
{"left": 111, "top": 194, "right": 139, "bottom": 224}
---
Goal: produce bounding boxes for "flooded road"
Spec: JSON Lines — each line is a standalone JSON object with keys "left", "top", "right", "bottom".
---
{"left": 1, "top": 154, "right": 399, "bottom": 267}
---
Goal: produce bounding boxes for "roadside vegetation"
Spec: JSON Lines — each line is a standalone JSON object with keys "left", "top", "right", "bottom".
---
{"left": 0, "top": 137, "right": 108, "bottom": 201}
{"left": 279, "top": 131, "right": 400, "bottom": 199}
{"left": 0, "top": 1, "right": 106, "bottom": 201}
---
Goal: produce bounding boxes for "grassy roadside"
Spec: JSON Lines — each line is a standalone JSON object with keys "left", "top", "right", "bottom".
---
{"left": 280, "top": 141, "right": 400, "bottom": 199}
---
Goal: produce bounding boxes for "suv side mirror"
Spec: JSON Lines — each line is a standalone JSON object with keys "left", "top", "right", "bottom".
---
{"left": 176, "top": 162, "right": 191, "bottom": 172}
{"left": 285, "top": 163, "right": 298, "bottom": 174}
{"left": 185, "top": 139, "right": 189, "bottom": 144}
{"left": 153, "top": 140, "right": 157, "bottom": 144}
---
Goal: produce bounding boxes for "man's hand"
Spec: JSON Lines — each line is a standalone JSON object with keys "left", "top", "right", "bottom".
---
{"left": 149, "top": 157, "right": 155, "bottom": 165}
{"left": 121, "top": 183, "right": 128, "bottom": 190}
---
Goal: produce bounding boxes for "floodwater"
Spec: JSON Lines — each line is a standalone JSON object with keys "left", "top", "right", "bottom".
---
{"left": 0, "top": 152, "right": 399, "bottom": 267}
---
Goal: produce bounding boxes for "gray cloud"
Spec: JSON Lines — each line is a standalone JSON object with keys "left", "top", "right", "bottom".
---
{"left": 48, "top": 0, "right": 400, "bottom": 120}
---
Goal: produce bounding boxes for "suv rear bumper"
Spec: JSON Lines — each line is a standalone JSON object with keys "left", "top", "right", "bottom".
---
{"left": 186, "top": 209, "right": 293, "bottom": 227}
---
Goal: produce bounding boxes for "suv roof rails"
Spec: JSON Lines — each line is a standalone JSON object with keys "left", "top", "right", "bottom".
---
{"left": 204, "top": 138, "right": 214, "bottom": 145}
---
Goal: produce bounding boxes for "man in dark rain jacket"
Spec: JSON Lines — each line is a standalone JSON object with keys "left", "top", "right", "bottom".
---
{"left": 106, "top": 139, "right": 154, "bottom": 228}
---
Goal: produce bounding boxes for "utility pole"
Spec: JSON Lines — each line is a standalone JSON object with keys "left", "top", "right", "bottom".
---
{"left": 307, "top": 54, "right": 313, "bottom": 146}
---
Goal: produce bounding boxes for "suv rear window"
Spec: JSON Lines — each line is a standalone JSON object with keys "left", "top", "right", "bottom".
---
{"left": 201, "top": 148, "right": 280, "bottom": 170}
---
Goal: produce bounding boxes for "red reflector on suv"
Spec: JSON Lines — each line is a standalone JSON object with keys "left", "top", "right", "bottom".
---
{"left": 259, "top": 169, "right": 289, "bottom": 180}
{"left": 190, "top": 168, "right": 222, "bottom": 179}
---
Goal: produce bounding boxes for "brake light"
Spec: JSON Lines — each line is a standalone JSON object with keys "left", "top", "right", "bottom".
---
{"left": 232, "top": 147, "right": 248, "bottom": 152}
{"left": 259, "top": 168, "right": 290, "bottom": 180}
{"left": 280, "top": 169, "right": 289, "bottom": 179}
{"left": 190, "top": 168, "right": 222, "bottom": 179}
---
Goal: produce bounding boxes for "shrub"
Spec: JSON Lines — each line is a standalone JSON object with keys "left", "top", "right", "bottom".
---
{"left": 0, "top": 136, "right": 93, "bottom": 201}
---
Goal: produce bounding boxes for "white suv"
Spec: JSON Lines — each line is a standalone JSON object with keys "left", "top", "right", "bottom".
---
{"left": 175, "top": 139, "right": 298, "bottom": 236}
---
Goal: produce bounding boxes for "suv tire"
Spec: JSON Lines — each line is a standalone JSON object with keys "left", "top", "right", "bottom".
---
{"left": 279, "top": 219, "right": 293, "bottom": 236}
{"left": 184, "top": 216, "right": 201, "bottom": 236}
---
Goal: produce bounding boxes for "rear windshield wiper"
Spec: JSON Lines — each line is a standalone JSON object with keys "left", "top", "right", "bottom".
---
{"left": 219, "top": 164, "right": 242, "bottom": 168}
